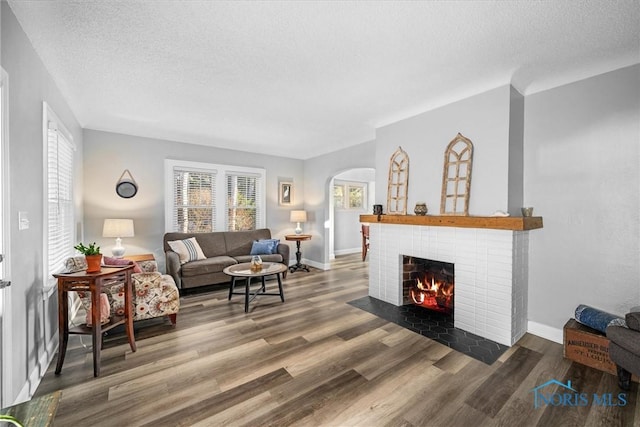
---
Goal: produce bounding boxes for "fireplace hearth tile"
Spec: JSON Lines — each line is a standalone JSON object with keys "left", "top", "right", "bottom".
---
{"left": 348, "top": 296, "right": 509, "bottom": 365}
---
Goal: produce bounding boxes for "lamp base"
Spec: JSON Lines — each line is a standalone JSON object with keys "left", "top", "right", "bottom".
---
{"left": 111, "top": 237, "right": 125, "bottom": 258}
{"left": 295, "top": 223, "right": 302, "bottom": 234}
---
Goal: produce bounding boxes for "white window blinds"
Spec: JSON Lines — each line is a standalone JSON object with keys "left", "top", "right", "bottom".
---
{"left": 165, "top": 160, "right": 266, "bottom": 232}
{"left": 226, "top": 172, "right": 262, "bottom": 231}
{"left": 46, "top": 119, "right": 75, "bottom": 278}
{"left": 171, "top": 168, "right": 217, "bottom": 232}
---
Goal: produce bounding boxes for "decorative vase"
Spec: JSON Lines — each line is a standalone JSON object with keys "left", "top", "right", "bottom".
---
{"left": 414, "top": 203, "right": 428, "bottom": 216}
{"left": 250, "top": 255, "right": 263, "bottom": 272}
{"left": 85, "top": 254, "right": 103, "bottom": 273}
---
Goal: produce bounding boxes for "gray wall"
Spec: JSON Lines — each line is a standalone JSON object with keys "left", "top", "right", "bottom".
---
{"left": 375, "top": 85, "right": 515, "bottom": 216}
{"left": 524, "top": 65, "right": 640, "bottom": 332}
{"left": 303, "top": 140, "right": 377, "bottom": 268}
{"left": 333, "top": 205, "right": 363, "bottom": 253}
{"left": 83, "top": 129, "right": 304, "bottom": 271}
{"left": 2, "top": 3, "right": 83, "bottom": 403}
{"left": 507, "top": 86, "right": 525, "bottom": 215}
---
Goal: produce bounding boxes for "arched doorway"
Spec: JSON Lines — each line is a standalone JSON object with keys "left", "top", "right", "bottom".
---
{"left": 328, "top": 168, "right": 375, "bottom": 260}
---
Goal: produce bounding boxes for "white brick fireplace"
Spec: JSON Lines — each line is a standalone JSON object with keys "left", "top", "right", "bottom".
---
{"left": 367, "top": 220, "right": 533, "bottom": 346}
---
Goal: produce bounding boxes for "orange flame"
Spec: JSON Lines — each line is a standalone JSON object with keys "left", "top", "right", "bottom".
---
{"left": 410, "top": 274, "right": 453, "bottom": 314}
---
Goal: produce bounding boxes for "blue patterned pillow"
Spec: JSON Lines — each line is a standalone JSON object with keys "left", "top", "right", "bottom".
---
{"left": 250, "top": 239, "right": 280, "bottom": 255}
{"left": 250, "top": 240, "right": 273, "bottom": 255}
{"left": 262, "top": 239, "right": 280, "bottom": 254}
{"left": 574, "top": 304, "right": 625, "bottom": 333}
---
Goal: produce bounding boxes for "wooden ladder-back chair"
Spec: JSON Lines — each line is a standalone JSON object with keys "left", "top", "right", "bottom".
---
{"left": 361, "top": 224, "right": 370, "bottom": 261}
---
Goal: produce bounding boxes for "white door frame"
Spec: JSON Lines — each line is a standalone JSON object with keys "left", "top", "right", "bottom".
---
{"left": 0, "top": 66, "right": 13, "bottom": 408}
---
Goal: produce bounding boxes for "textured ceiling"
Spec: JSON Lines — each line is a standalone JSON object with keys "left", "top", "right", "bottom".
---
{"left": 8, "top": 1, "right": 640, "bottom": 159}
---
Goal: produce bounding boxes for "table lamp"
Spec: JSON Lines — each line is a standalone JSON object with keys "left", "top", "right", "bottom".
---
{"left": 102, "top": 219, "right": 135, "bottom": 257}
{"left": 290, "top": 210, "right": 307, "bottom": 234}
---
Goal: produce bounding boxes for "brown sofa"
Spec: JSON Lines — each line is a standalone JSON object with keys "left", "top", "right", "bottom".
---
{"left": 606, "top": 311, "right": 640, "bottom": 390}
{"left": 164, "top": 229, "right": 289, "bottom": 289}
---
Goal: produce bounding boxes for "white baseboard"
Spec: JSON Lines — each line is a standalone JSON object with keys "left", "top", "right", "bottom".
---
{"left": 334, "top": 248, "right": 360, "bottom": 256}
{"left": 527, "top": 321, "right": 563, "bottom": 344}
{"left": 15, "top": 333, "right": 57, "bottom": 405}
{"left": 288, "top": 258, "right": 331, "bottom": 271}
{"left": 304, "top": 259, "right": 330, "bottom": 271}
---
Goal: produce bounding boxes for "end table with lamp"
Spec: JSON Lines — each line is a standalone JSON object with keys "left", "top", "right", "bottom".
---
{"left": 285, "top": 234, "right": 312, "bottom": 272}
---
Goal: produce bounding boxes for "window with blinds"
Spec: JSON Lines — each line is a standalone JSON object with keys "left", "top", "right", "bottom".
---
{"left": 226, "top": 173, "right": 261, "bottom": 231}
{"left": 172, "top": 168, "right": 216, "bottom": 232}
{"left": 45, "top": 104, "right": 75, "bottom": 283}
{"left": 165, "top": 160, "right": 265, "bottom": 232}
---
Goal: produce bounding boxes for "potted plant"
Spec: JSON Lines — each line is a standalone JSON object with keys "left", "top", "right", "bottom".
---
{"left": 74, "top": 242, "right": 102, "bottom": 273}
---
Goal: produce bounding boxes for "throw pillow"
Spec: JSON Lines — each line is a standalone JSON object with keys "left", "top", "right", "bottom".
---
{"left": 103, "top": 256, "right": 130, "bottom": 266}
{"left": 168, "top": 237, "right": 207, "bottom": 264}
{"left": 250, "top": 240, "right": 273, "bottom": 255}
{"left": 64, "top": 256, "right": 87, "bottom": 273}
{"left": 103, "top": 256, "right": 143, "bottom": 273}
{"left": 132, "top": 262, "right": 142, "bottom": 273}
{"left": 261, "top": 238, "right": 280, "bottom": 254}
{"left": 85, "top": 293, "right": 111, "bottom": 326}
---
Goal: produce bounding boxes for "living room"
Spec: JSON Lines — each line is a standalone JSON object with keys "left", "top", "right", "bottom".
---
{"left": 0, "top": 1, "right": 639, "bottom": 424}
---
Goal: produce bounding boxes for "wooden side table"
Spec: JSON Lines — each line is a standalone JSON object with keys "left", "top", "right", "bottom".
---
{"left": 285, "top": 234, "right": 312, "bottom": 272}
{"left": 53, "top": 265, "right": 136, "bottom": 377}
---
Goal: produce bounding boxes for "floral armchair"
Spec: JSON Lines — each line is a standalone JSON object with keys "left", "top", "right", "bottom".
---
{"left": 77, "top": 258, "right": 180, "bottom": 325}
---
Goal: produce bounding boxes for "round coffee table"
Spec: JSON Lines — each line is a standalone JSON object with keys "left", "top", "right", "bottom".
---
{"left": 223, "top": 262, "right": 287, "bottom": 312}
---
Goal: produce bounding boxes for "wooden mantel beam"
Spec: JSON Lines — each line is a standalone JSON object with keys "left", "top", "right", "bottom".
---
{"left": 359, "top": 214, "right": 543, "bottom": 231}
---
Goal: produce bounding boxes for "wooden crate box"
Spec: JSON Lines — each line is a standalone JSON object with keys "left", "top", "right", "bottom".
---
{"left": 564, "top": 318, "right": 639, "bottom": 383}
{"left": 563, "top": 318, "right": 618, "bottom": 376}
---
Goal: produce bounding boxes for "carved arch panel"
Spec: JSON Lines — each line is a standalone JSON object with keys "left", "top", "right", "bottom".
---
{"left": 387, "top": 146, "right": 409, "bottom": 215}
{"left": 440, "top": 133, "right": 473, "bottom": 216}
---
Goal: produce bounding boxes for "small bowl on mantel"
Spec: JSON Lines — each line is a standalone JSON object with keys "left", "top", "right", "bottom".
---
{"left": 414, "top": 203, "right": 428, "bottom": 216}
{"left": 521, "top": 207, "right": 534, "bottom": 217}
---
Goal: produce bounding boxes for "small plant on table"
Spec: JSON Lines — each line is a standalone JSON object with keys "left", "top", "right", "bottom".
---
{"left": 74, "top": 242, "right": 102, "bottom": 273}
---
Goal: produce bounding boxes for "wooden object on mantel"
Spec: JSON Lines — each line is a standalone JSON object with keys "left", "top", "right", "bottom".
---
{"left": 387, "top": 147, "right": 409, "bottom": 215}
{"left": 359, "top": 214, "right": 543, "bottom": 231}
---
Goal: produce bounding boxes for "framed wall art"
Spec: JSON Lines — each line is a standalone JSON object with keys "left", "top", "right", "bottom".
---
{"left": 279, "top": 181, "right": 293, "bottom": 206}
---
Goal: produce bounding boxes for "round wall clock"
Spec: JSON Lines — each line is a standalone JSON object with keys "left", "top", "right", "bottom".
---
{"left": 116, "top": 169, "right": 138, "bottom": 198}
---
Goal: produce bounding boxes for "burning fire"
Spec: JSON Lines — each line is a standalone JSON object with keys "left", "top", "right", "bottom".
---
{"left": 410, "top": 276, "right": 453, "bottom": 314}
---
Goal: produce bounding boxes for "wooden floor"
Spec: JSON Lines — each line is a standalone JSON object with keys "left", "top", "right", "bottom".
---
{"left": 36, "top": 254, "right": 639, "bottom": 426}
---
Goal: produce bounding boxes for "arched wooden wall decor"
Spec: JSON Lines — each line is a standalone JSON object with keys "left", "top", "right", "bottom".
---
{"left": 440, "top": 133, "right": 473, "bottom": 216}
{"left": 387, "top": 146, "right": 410, "bottom": 215}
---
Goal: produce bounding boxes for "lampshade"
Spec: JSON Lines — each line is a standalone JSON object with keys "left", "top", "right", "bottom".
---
{"left": 289, "top": 210, "right": 307, "bottom": 223}
{"left": 102, "top": 219, "right": 135, "bottom": 237}
{"left": 103, "top": 219, "right": 134, "bottom": 257}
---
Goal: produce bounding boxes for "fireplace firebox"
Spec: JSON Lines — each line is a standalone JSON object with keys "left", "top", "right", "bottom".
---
{"left": 402, "top": 256, "right": 454, "bottom": 316}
